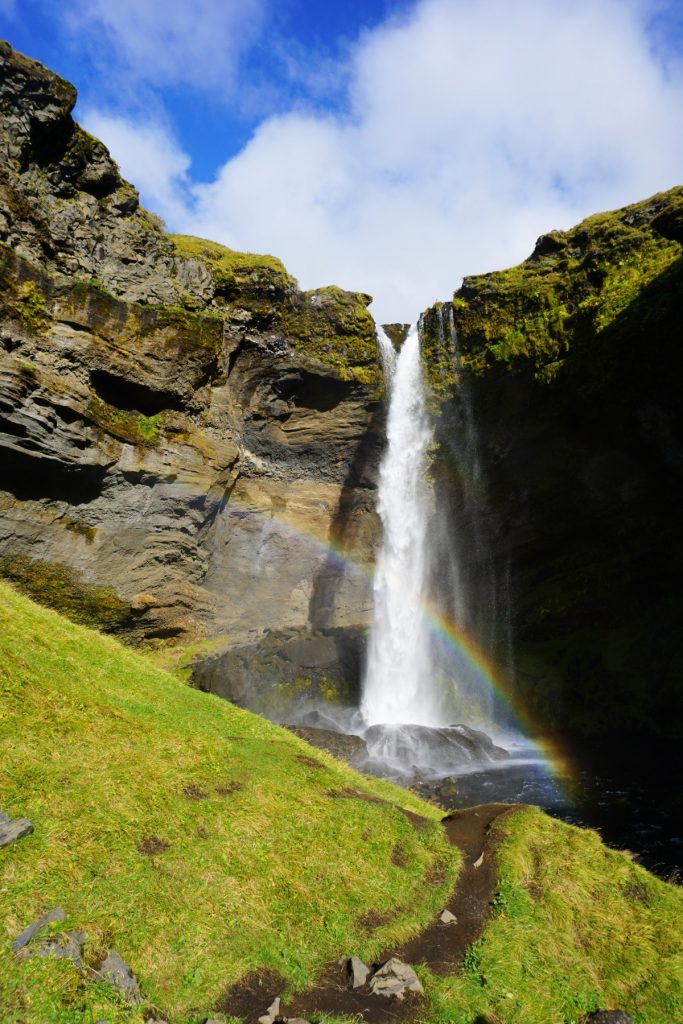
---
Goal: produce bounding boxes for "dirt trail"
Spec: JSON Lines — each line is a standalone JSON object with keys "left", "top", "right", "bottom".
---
{"left": 221, "top": 802, "right": 522, "bottom": 1024}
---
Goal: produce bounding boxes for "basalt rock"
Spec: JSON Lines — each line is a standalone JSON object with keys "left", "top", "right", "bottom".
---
{"left": 422, "top": 187, "right": 683, "bottom": 744}
{"left": 94, "top": 950, "right": 142, "bottom": 1004}
{"left": 0, "top": 810, "right": 34, "bottom": 849}
{"left": 12, "top": 907, "right": 66, "bottom": 952}
{"left": 0, "top": 42, "right": 384, "bottom": 681}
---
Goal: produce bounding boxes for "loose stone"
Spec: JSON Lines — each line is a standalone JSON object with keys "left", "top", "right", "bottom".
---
{"left": 348, "top": 955, "right": 370, "bottom": 988}
{"left": 0, "top": 812, "right": 34, "bottom": 850}
{"left": 439, "top": 909, "right": 457, "bottom": 924}
{"left": 23, "top": 930, "right": 85, "bottom": 970}
{"left": 95, "top": 950, "right": 142, "bottom": 1004}
{"left": 369, "top": 958, "right": 424, "bottom": 1000}
{"left": 257, "top": 996, "right": 280, "bottom": 1024}
{"left": 12, "top": 907, "right": 66, "bottom": 952}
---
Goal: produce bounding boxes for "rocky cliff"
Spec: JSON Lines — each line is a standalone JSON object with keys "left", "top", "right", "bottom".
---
{"left": 0, "top": 41, "right": 385, "bottom": 704}
{"left": 422, "top": 187, "right": 683, "bottom": 741}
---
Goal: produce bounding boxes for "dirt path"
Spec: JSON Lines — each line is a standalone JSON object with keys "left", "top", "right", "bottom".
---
{"left": 220, "top": 802, "right": 522, "bottom": 1024}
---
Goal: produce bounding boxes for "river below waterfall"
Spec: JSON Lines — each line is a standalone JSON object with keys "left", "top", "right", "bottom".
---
{"left": 409, "top": 739, "right": 683, "bottom": 881}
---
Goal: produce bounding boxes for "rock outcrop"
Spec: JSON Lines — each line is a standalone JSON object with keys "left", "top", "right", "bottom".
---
{"left": 0, "top": 41, "right": 384, "bottom": 700}
{"left": 422, "top": 188, "right": 683, "bottom": 742}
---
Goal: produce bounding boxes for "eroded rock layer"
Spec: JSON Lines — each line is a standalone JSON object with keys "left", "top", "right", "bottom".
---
{"left": 0, "top": 42, "right": 383, "bottom": 690}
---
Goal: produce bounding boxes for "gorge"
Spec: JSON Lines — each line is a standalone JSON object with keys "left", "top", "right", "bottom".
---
{"left": 1, "top": 38, "right": 682, "bottom": 1024}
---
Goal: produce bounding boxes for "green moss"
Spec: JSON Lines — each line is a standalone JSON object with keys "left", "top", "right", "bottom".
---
{"left": 0, "top": 556, "right": 130, "bottom": 633}
{"left": 17, "top": 279, "right": 47, "bottom": 332}
{"left": 423, "top": 187, "right": 683, "bottom": 390}
{"left": 61, "top": 517, "right": 97, "bottom": 544}
{"left": 87, "top": 395, "right": 165, "bottom": 447}
{"left": 279, "top": 286, "right": 382, "bottom": 389}
{"left": 170, "top": 233, "right": 296, "bottom": 294}
{"left": 137, "top": 413, "right": 162, "bottom": 442}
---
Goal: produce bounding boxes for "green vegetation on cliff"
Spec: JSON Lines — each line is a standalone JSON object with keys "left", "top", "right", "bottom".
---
{"left": 170, "top": 234, "right": 296, "bottom": 298}
{"left": 421, "top": 187, "right": 683, "bottom": 742}
{"left": 280, "top": 285, "right": 381, "bottom": 389}
{"left": 0, "top": 555, "right": 131, "bottom": 633}
{"left": 422, "top": 187, "right": 683, "bottom": 387}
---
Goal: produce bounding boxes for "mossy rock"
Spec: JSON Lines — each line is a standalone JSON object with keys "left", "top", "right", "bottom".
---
{"left": 170, "top": 233, "right": 296, "bottom": 300}
{"left": 279, "top": 286, "right": 381, "bottom": 389}
{"left": 0, "top": 555, "right": 132, "bottom": 633}
{"left": 421, "top": 186, "right": 683, "bottom": 391}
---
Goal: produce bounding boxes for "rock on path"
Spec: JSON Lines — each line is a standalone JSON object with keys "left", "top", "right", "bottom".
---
{"left": 369, "top": 958, "right": 424, "bottom": 1000}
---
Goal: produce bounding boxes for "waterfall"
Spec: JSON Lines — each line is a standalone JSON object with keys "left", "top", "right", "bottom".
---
{"left": 361, "top": 324, "right": 439, "bottom": 726}
{"left": 362, "top": 315, "right": 510, "bottom": 752}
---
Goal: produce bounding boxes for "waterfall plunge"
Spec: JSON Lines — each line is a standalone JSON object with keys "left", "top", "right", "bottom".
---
{"left": 361, "top": 324, "right": 440, "bottom": 727}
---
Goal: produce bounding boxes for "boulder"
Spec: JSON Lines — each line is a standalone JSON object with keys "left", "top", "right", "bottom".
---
{"left": 369, "top": 958, "right": 424, "bottom": 1000}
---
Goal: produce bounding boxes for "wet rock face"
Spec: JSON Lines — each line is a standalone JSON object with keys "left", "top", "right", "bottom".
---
{"left": 0, "top": 42, "right": 384, "bottom": 657}
{"left": 423, "top": 187, "right": 683, "bottom": 743}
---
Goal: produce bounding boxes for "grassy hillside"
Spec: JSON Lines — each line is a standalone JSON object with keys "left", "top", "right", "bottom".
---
{"left": 1, "top": 581, "right": 682, "bottom": 1024}
{"left": 0, "top": 581, "right": 456, "bottom": 1023}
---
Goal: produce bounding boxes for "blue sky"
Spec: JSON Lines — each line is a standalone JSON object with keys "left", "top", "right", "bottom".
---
{"left": 1, "top": 0, "right": 682, "bottom": 320}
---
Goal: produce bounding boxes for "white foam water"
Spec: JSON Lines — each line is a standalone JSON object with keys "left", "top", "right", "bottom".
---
{"left": 361, "top": 324, "right": 439, "bottom": 726}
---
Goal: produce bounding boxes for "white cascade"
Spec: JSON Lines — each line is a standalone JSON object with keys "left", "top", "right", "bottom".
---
{"left": 361, "top": 324, "right": 440, "bottom": 726}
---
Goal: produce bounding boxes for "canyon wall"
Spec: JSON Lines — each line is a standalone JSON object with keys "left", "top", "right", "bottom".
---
{"left": 2, "top": 41, "right": 682, "bottom": 741}
{"left": 0, "top": 41, "right": 384, "bottom": 704}
{"left": 422, "top": 188, "right": 683, "bottom": 741}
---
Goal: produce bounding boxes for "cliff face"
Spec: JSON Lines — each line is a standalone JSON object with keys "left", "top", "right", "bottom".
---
{"left": 0, "top": 42, "right": 384, "bottom": 700}
{"left": 423, "top": 188, "right": 683, "bottom": 741}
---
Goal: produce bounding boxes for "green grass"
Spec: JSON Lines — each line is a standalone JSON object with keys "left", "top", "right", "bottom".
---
{"left": 0, "top": 581, "right": 456, "bottom": 1023}
{"left": 1, "top": 583, "right": 681, "bottom": 1024}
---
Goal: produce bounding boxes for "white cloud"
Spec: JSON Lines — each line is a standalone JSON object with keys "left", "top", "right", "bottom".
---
{"left": 86, "top": 0, "right": 683, "bottom": 322}
{"left": 65, "top": 0, "right": 266, "bottom": 92}
{"left": 81, "top": 110, "right": 192, "bottom": 225}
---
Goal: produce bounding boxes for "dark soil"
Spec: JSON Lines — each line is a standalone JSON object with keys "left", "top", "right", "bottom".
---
{"left": 218, "top": 802, "right": 521, "bottom": 1023}
{"left": 296, "top": 754, "right": 325, "bottom": 769}
{"left": 183, "top": 784, "right": 208, "bottom": 800}
{"left": 216, "top": 781, "right": 244, "bottom": 796}
{"left": 328, "top": 787, "right": 432, "bottom": 831}
{"left": 215, "top": 967, "right": 286, "bottom": 1020}
{"left": 137, "top": 835, "right": 169, "bottom": 856}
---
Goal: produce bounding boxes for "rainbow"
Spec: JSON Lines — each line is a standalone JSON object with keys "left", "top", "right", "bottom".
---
{"left": 207, "top": 480, "right": 578, "bottom": 794}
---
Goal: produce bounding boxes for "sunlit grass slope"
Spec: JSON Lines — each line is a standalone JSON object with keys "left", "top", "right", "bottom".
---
{"left": 427, "top": 807, "right": 683, "bottom": 1024}
{"left": 0, "top": 581, "right": 456, "bottom": 1023}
